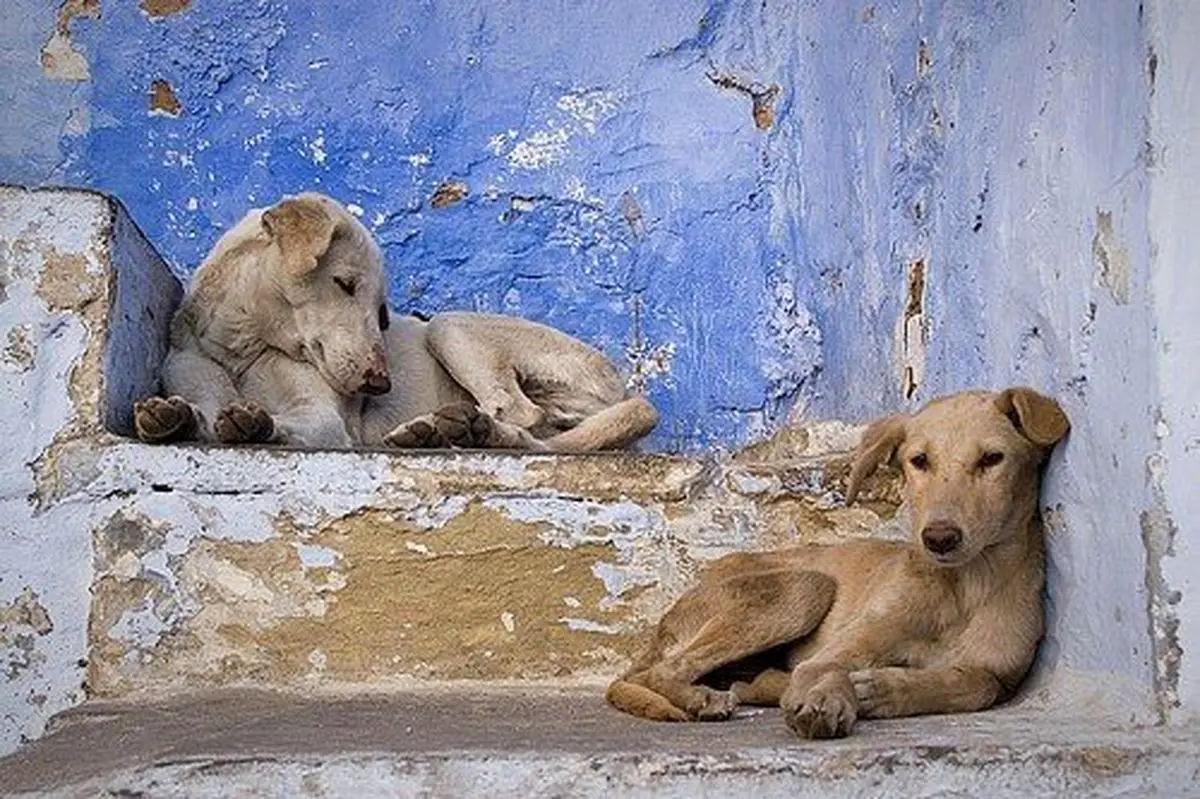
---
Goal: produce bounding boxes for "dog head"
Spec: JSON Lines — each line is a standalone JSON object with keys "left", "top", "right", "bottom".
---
{"left": 257, "top": 193, "right": 392, "bottom": 397}
{"left": 845, "top": 388, "right": 1069, "bottom": 567}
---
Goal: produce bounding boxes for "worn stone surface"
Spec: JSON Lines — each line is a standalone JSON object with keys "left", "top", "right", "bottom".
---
{"left": 0, "top": 186, "right": 178, "bottom": 755}
{"left": 1, "top": 688, "right": 1197, "bottom": 798}
{"left": 78, "top": 441, "right": 894, "bottom": 699}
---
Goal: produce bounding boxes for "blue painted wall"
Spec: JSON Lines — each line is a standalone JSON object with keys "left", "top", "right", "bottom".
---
{"left": 2, "top": 0, "right": 1181, "bottom": 719}
{"left": 3, "top": 0, "right": 832, "bottom": 451}
{"left": 0, "top": 0, "right": 1155, "bottom": 461}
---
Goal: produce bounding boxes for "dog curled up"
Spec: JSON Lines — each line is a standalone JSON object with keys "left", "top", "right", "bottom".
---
{"left": 606, "top": 388, "right": 1069, "bottom": 738}
{"left": 133, "top": 192, "right": 657, "bottom": 452}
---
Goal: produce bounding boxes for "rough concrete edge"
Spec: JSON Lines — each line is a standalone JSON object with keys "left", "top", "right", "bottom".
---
{"left": 14, "top": 736, "right": 1200, "bottom": 799}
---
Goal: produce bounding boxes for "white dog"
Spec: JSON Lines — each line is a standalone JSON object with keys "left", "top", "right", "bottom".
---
{"left": 134, "top": 192, "right": 658, "bottom": 451}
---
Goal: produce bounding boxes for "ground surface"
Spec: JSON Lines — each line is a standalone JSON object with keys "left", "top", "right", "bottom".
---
{"left": 2, "top": 686, "right": 1196, "bottom": 797}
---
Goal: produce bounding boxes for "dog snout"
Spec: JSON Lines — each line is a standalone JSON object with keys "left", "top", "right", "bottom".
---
{"left": 361, "top": 366, "right": 391, "bottom": 395}
{"left": 921, "top": 523, "right": 964, "bottom": 557}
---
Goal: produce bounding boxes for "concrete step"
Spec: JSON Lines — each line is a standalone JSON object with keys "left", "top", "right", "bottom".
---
{"left": 1, "top": 687, "right": 1196, "bottom": 797}
{"left": 83, "top": 436, "right": 896, "bottom": 698}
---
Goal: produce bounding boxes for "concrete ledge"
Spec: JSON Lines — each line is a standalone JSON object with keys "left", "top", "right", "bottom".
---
{"left": 78, "top": 437, "right": 893, "bottom": 697}
{"left": 0, "top": 185, "right": 179, "bottom": 754}
{"left": 1, "top": 689, "right": 1195, "bottom": 797}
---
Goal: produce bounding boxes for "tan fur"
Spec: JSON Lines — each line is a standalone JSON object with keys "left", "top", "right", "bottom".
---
{"left": 133, "top": 193, "right": 658, "bottom": 451}
{"left": 606, "top": 388, "right": 1069, "bottom": 738}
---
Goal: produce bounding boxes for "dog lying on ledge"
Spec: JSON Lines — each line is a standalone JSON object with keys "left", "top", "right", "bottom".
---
{"left": 606, "top": 388, "right": 1069, "bottom": 738}
{"left": 133, "top": 192, "right": 657, "bottom": 452}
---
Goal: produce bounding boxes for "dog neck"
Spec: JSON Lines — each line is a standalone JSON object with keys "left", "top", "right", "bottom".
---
{"left": 921, "top": 511, "right": 1044, "bottom": 612}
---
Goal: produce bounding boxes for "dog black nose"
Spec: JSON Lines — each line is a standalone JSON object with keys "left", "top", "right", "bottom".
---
{"left": 921, "top": 524, "right": 963, "bottom": 556}
{"left": 361, "top": 370, "right": 391, "bottom": 395}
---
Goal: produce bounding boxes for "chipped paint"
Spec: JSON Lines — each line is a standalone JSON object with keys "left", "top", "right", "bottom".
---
{"left": 71, "top": 432, "right": 907, "bottom": 698}
{"left": 1093, "top": 210, "right": 1132, "bottom": 305}
{"left": 40, "top": 0, "right": 99, "bottom": 82}
{"left": 430, "top": 181, "right": 470, "bottom": 209}
{"left": 507, "top": 129, "right": 571, "bottom": 171}
{"left": 140, "top": 0, "right": 191, "bottom": 18}
{"left": 148, "top": 80, "right": 182, "bottom": 118}
{"left": 897, "top": 258, "right": 926, "bottom": 401}
{"left": 706, "top": 71, "right": 780, "bottom": 131}
{"left": 1, "top": 326, "right": 36, "bottom": 372}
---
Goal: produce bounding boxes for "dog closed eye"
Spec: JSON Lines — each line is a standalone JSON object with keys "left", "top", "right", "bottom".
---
{"left": 977, "top": 451, "right": 1004, "bottom": 470}
{"left": 333, "top": 276, "right": 356, "bottom": 296}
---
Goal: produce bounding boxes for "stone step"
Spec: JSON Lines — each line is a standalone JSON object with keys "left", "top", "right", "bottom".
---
{"left": 1, "top": 688, "right": 1195, "bottom": 797}
{"left": 84, "top": 434, "right": 896, "bottom": 699}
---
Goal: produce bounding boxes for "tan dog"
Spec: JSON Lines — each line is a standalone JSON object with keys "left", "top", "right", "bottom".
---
{"left": 133, "top": 193, "right": 657, "bottom": 451}
{"left": 606, "top": 388, "right": 1069, "bottom": 738}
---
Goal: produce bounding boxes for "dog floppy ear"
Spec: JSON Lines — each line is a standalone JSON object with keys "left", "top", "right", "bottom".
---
{"left": 261, "top": 194, "right": 339, "bottom": 276}
{"left": 995, "top": 387, "right": 1070, "bottom": 448}
{"left": 846, "top": 414, "right": 907, "bottom": 504}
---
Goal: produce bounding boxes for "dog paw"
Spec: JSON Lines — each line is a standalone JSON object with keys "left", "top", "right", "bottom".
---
{"left": 384, "top": 417, "right": 448, "bottom": 449}
{"left": 693, "top": 689, "right": 739, "bottom": 721}
{"left": 215, "top": 402, "right": 275, "bottom": 444}
{"left": 849, "top": 668, "right": 903, "bottom": 718}
{"left": 134, "top": 396, "right": 198, "bottom": 443}
{"left": 782, "top": 686, "right": 857, "bottom": 739}
{"left": 432, "top": 402, "right": 495, "bottom": 448}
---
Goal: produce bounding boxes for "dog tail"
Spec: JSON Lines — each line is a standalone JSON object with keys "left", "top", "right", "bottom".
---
{"left": 605, "top": 679, "right": 690, "bottom": 722}
{"left": 545, "top": 395, "right": 659, "bottom": 452}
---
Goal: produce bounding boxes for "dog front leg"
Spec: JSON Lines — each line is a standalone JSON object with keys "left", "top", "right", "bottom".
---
{"left": 780, "top": 625, "right": 901, "bottom": 739}
{"left": 267, "top": 407, "right": 355, "bottom": 448}
{"left": 137, "top": 347, "right": 239, "bottom": 443}
{"left": 849, "top": 665, "right": 1003, "bottom": 718}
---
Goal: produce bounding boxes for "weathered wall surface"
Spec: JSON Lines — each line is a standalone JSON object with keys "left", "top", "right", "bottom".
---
{"left": 1145, "top": 0, "right": 1200, "bottom": 725}
{"left": 2, "top": 0, "right": 827, "bottom": 451}
{"left": 0, "top": 188, "right": 138, "bottom": 752}
{"left": 0, "top": 0, "right": 1181, "bottom": 444}
{"left": 82, "top": 438, "right": 897, "bottom": 699}
{"left": 1, "top": 0, "right": 1197, "bottom": 756}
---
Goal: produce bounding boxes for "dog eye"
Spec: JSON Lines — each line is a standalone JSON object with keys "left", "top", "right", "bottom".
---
{"left": 333, "top": 276, "right": 356, "bottom": 296}
{"left": 978, "top": 451, "right": 1005, "bottom": 470}
{"left": 378, "top": 304, "right": 389, "bottom": 331}
{"left": 908, "top": 453, "right": 929, "bottom": 471}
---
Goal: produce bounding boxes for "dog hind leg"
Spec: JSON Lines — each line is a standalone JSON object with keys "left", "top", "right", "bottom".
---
{"left": 611, "top": 569, "right": 835, "bottom": 721}
{"left": 424, "top": 318, "right": 545, "bottom": 429}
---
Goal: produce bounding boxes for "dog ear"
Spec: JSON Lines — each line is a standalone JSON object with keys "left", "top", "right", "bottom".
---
{"left": 846, "top": 414, "right": 907, "bottom": 504}
{"left": 261, "top": 194, "right": 339, "bottom": 276}
{"left": 995, "top": 387, "right": 1070, "bottom": 448}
